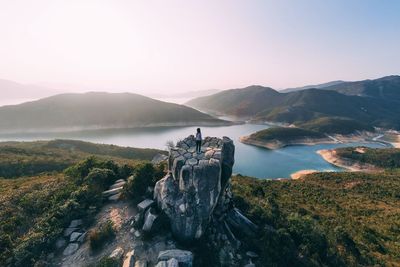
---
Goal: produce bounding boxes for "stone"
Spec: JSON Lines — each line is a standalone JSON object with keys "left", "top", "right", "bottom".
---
{"left": 226, "top": 208, "right": 258, "bottom": 237}
{"left": 134, "top": 213, "right": 144, "bottom": 229}
{"left": 69, "top": 232, "right": 82, "bottom": 242}
{"left": 142, "top": 208, "right": 158, "bottom": 233}
{"left": 244, "top": 264, "right": 256, "bottom": 267}
{"left": 109, "top": 192, "right": 122, "bottom": 201}
{"left": 123, "top": 250, "right": 136, "bottom": 267}
{"left": 158, "top": 250, "right": 193, "bottom": 267}
{"left": 167, "top": 258, "right": 179, "bottom": 267}
{"left": 69, "top": 219, "right": 83, "bottom": 228}
{"left": 62, "top": 243, "right": 79, "bottom": 256}
{"left": 115, "top": 179, "right": 125, "bottom": 183}
{"left": 77, "top": 232, "right": 87, "bottom": 243}
{"left": 102, "top": 187, "right": 123, "bottom": 197}
{"left": 155, "top": 261, "right": 167, "bottom": 267}
{"left": 246, "top": 251, "right": 259, "bottom": 258}
{"left": 134, "top": 260, "right": 147, "bottom": 267}
{"left": 137, "top": 199, "right": 154, "bottom": 213}
{"left": 154, "top": 136, "right": 234, "bottom": 242}
{"left": 63, "top": 227, "right": 78, "bottom": 237}
{"left": 152, "top": 153, "right": 169, "bottom": 164}
{"left": 110, "top": 181, "right": 126, "bottom": 190}
{"left": 55, "top": 238, "right": 66, "bottom": 249}
{"left": 110, "top": 247, "right": 124, "bottom": 261}
{"left": 134, "top": 230, "right": 141, "bottom": 238}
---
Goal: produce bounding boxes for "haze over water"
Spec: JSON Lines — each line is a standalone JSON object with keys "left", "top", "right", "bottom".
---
{"left": 0, "top": 123, "right": 386, "bottom": 178}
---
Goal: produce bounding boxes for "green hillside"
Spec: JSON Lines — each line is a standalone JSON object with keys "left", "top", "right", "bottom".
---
{"left": 246, "top": 127, "right": 325, "bottom": 143}
{"left": 232, "top": 170, "right": 400, "bottom": 266}
{"left": 0, "top": 140, "right": 164, "bottom": 178}
{"left": 186, "top": 77, "right": 400, "bottom": 129}
{"left": 0, "top": 92, "right": 227, "bottom": 133}
{"left": 299, "top": 117, "right": 374, "bottom": 135}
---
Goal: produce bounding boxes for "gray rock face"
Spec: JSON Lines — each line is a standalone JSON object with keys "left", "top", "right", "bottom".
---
{"left": 69, "top": 232, "right": 82, "bottom": 242}
{"left": 158, "top": 249, "right": 193, "bottom": 267}
{"left": 154, "top": 136, "right": 234, "bottom": 242}
{"left": 109, "top": 247, "right": 124, "bottom": 261}
{"left": 123, "top": 250, "right": 136, "bottom": 267}
{"left": 62, "top": 243, "right": 79, "bottom": 256}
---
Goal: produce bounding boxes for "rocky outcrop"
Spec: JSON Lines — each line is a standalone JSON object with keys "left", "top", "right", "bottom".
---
{"left": 154, "top": 135, "right": 235, "bottom": 242}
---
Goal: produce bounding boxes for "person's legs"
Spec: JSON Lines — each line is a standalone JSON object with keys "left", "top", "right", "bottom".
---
{"left": 196, "top": 141, "right": 201, "bottom": 153}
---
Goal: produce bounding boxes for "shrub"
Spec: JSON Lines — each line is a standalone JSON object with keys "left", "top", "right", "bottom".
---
{"left": 88, "top": 220, "right": 115, "bottom": 251}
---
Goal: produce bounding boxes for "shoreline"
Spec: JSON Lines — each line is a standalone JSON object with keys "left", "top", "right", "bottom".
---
{"left": 290, "top": 169, "right": 318, "bottom": 179}
{"left": 317, "top": 149, "right": 382, "bottom": 172}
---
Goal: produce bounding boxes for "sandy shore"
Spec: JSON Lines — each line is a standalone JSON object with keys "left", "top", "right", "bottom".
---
{"left": 290, "top": 169, "right": 318, "bottom": 179}
{"left": 317, "top": 149, "right": 382, "bottom": 172}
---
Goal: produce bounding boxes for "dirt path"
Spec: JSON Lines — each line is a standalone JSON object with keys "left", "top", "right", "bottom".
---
{"left": 57, "top": 200, "right": 136, "bottom": 267}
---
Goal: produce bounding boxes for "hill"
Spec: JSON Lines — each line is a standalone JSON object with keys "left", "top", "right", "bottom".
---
{"left": 232, "top": 170, "right": 400, "bottom": 266}
{"left": 186, "top": 81, "right": 400, "bottom": 129}
{"left": 322, "top": 75, "right": 400, "bottom": 102}
{"left": 281, "top": 80, "right": 345, "bottom": 93}
{"left": 0, "top": 139, "right": 164, "bottom": 178}
{"left": 0, "top": 92, "right": 228, "bottom": 133}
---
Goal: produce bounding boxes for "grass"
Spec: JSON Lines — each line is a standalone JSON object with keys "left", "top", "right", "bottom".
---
{"left": 335, "top": 147, "right": 400, "bottom": 169}
{"left": 248, "top": 127, "right": 325, "bottom": 142}
{"left": 88, "top": 220, "right": 116, "bottom": 251}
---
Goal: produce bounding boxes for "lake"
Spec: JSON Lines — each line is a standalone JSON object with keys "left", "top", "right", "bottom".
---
{"left": 0, "top": 124, "right": 387, "bottom": 178}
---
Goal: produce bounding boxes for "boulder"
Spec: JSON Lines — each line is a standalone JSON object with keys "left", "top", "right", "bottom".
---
{"left": 69, "top": 219, "right": 83, "bottom": 228}
{"left": 77, "top": 232, "right": 87, "bottom": 243}
{"left": 109, "top": 247, "right": 124, "bottom": 261}
{"left": 102, "top": 187, "right": 123, "bottom": 197}
{"left": 62, "top": 243, "right": 79, "bottom": 256}
{"left": 167, "top": 258, "right": 179, "bottom": 267}
{"left": 110, "top": 181, "right": 126, "bottom": 190}
{"left": 69, "top": 232, "right": 82, "bottom": 242}
{"left": 152, "top": 153, "right": 169, "bottom": 164}
{"left": 123, "top": 250, "right": 136, "bottom": 267}
{"left": 137, "top": 199, "right": 154, "bottom": 213}
{"left": 154, "top": 136, "right": 234, "bottom": 242}
{"left": 109, "top": 192, "right": 122, "bottom": 201}
{"left": 134, "top": 260, "right": 147, "bottom": 267}
{"left": 142, "top": 208, "right": 158, "bottom": 233}
{"left": 158, "top": 250, "right": 193, "bottom": 267}
{"left": 226, "top": 208, "right": 258, "bottom": 237}
{"left": 63, "top": 227, "right": 78, "bottom": 237}
{"left": 155, "top": 261, "right": 167, "bottom": 267}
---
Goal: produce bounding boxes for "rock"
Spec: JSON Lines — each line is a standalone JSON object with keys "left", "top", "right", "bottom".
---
{"left": 63, "top": 227, "right": 78, "bottom": 237}
{"left": 134, "top": 213, "right": 145, "bottom": 229}
{"left": 155, "top": 261, "right": 167, "bottom": 267}
{"left": 115, "top": 179, "right": 125, "bottom": 183}
{"left": 154, "top": 136, "right": 235, "bottom": 242}
{"left": 109, "top": 192, "right": 122, "bottom": 201}
{"left": 142, "top": 208, "right": 158, "bottom": 233}
{"left": 134, "top": 260, "right": 147, "bottom": 267}
{"left": 69, "top": 219, "right": 83, "bottom": 228}
{"left": 77, "top": 232, "right": 87, "bottom": 243}
{"left": 110, "top": 247, "right": 124, "bottom": 261}
{"left": 123, "top": 250, "right": 136, "bottom": 267}
{"left": 102, "top": 187, "right": 123, "bottom": 197}
{"left": 55, "top": 238, "right": 66, "bottom": 249}
{"left": 244, "top": 264, "right": 256, "bottom": 267}
{"left": 158, "top": 250, "right": 193, "bottom": 267}
{"left": 134, "top": 230, "right": 141, "bottom": 238}
{"left": 152, "top": 153, "right": 169, "bottom": 164}
{"left": 226, "top": 208, "right": 258, "bottom": 237}
{"left": 167, "top": 258, "right": 179, "bottom": 267}
{"left": 137, "top": 199, "right": 154, "bottom": 213}
{"left": 246, "top": 251, "right": 259, "bottom": 258}
{"left": 110, "top": 181, "right": 126, "bottom": 190}
{"left": 62, "top": 243, "right": 79, "bottom": 256}
{"left": 69, "top": 232, "right": 82, "bottom": 242}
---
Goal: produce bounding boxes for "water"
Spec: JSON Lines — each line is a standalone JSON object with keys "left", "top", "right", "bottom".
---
{"left": 0, "top": 124, "right": 387, "bottom": 178}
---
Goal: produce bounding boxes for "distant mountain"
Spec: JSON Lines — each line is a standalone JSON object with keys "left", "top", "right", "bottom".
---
{"left": 281, "top": 80, "right": 345, "bottom": 93}
{"left": 0, "top": 92, "right": 228, "bottom": 133}
{"left": 186, "top": 83, "right": 400, "bottom": 129}
{"left": 151, "top": 89, "right": 220, "bottom": 99}
{"left": 0, "top": 79, "right": 60, "bottom": 99}
{"left": 321, "top": 75, "right": 400, "bottom": 101}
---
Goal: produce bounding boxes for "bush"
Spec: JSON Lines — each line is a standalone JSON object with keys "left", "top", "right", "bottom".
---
{"left": 88, "top": 220, "right": 115, "bottom": 251}
{"left": 123, "top": 162, "right": 166, "bottom": 199}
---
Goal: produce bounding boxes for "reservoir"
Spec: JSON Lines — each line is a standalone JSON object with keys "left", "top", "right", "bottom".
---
{"left": 0, "top": 123, "right": 386, "bottom": 178}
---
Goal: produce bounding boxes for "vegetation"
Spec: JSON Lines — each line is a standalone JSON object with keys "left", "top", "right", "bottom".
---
{"left": 232, "top": 171, "right": 400, "bottom": 266}
{"left": 299, "top": 117, "right": 374, "bottom": 135}
{"left": 0, "top": 140, "right": 163, "bottom": 179}
{"left": 0, "top": 92, "right": 227, "bottom": 133}
{"left": 123, "top": 162, "right": 166, "bottom": 200}
{"left": 335, "top": 147, "right": 400, "bottom": 169}
{"left": 88, "top": 220, "right": 116, "bottom": 251}
{"left": 187, "top": 77, "right": 400, "bottom": 129}
{"left": 246, "top": 127, "right": 325, "bottom": 143}
{"left": 0, "top": 140, "right": 164, "bottom": 266}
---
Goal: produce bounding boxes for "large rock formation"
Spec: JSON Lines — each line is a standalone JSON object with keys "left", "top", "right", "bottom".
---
{"left": 154, "top": 135, "right": 235, "bottom": 242}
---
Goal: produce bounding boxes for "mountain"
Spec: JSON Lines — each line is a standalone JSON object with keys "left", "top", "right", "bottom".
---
{"left": 0, "top": 92, "right": 228, "bottom": 133}
{"left": 321, "top": 75, "right": 400, "bottom": 101}
{"left": 0, "top": 79, "right": 61, "bottom": 100}
{"left": 281, "top": 80, "right": 345, "bottom": 93}
{"left": 186, "top": 82, "right": 400, "bottom": 129}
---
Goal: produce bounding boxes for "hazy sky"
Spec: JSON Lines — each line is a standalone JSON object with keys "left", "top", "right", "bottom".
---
{"left": 0, "top": 0, "right": 399, "bottom": 94}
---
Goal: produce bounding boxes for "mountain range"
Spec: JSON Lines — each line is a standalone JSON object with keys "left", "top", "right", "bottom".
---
{"left": 186, "top": 75, "right": 400, "bottom": 130}
{"left": 0, "top": 92, "right": 227, "bottom": 133}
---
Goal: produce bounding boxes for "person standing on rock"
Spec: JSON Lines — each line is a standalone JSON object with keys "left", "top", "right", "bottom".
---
{"left": 196, "top": 128, "right": 202, "bottom": 153}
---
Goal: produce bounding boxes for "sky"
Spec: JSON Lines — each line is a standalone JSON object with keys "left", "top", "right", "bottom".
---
{"left": 0, "top": 0, "right": 399, "bottom": 96}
